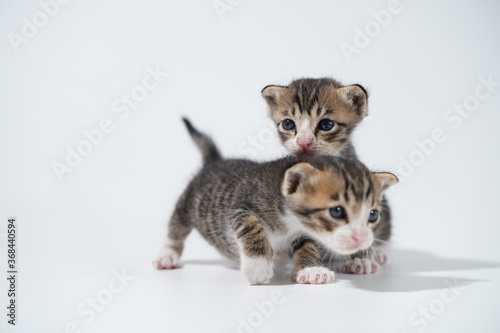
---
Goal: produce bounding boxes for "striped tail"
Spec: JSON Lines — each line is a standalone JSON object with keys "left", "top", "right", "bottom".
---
{"left": 182, "top": 118, "right": 222, "bottom": 165}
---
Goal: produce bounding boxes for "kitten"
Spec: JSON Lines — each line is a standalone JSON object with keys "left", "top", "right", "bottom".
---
{"left": 153, "top": 118, "right": 397, "bottom": 284}
{"left": 262, "top": 78, "right": 393, "bottom": 274}
{"left": 262, "top": 78, "right": 367, "bottom": 158}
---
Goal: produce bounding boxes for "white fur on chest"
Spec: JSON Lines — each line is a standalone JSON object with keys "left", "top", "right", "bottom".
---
{"left": 267, "top": 209, "right": 309, "bottom": 252}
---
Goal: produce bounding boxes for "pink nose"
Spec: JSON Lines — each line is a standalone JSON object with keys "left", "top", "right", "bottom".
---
{"left": 297, "top": 137, "right": 312, "bottom": 151}
{"left": 352, "top": 232, "right": 367, "bottom": 244}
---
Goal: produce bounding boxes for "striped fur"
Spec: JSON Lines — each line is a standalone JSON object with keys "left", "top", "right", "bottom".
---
{"left": 153, "top": 120, "right": 397, "bottom": 283}
{"left": 262, "top": 78, "right": 367, "bottom": 157}
{"left": 263, "top": 78, "right": 397, "bottom": 274}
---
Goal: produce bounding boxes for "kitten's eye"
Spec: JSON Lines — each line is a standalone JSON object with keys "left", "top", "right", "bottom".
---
{"left": 368, "top": 210, "right": 379, "bottom": 223}
{"left": 329, "top": 206, "right": 346, "bottom": 219}
{"left": 318, "top": 119, "right": 335, "bottom": 131}
{"left": 282, "top": 119, "right": 296, "bottom": 131}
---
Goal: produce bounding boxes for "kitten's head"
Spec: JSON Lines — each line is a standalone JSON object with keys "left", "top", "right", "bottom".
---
{"left": 262, "top": 78, "right": 367, "bottom": 157}
{"left": 281, "top": 157, "right": 397, "bottom": 255}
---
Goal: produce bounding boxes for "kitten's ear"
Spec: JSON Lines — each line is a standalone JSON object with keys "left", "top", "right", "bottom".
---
{"left": 338, "top": 84, "right": 368, "bottom": 118}
{"left": 373, "top": 172, "right": 398, "bottom": 194}
{"left": 262, "top": 85, "right": 287, "bottom": 109}
{"left": 282, "top": 162, "right": 318, "bottom": 196}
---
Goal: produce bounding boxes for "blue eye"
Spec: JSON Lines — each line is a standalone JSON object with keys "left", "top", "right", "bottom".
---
{"left": 329, "top": 206, "right": 346, "bottom": 219}
{"left": 282, "top": 119, "right": 296, "bottom": 131}
{"left": 368, "top": 210, "right": 379, "bottom": 223}
{"left": 318, "top": 119, "right": 335, "bottom": 131}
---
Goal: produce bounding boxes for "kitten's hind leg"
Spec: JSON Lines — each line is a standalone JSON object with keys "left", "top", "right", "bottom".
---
{"left": 153, "top": 212, "right": 192, "bottom": 270}
{"left": 291, "top": 236, "right": 335, "bottom": 284}
{"left": 232, "top": 214, "right": 274, "bottom": 284}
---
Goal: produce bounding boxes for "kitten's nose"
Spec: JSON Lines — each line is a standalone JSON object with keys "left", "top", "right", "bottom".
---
{"left": 352, "top": 231, "right": 367, "bottom": 244}
{"left": 297, "top": 137, "right": 313, "bottom": 151}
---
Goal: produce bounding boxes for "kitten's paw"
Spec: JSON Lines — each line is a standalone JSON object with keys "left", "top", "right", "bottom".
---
{"left": 374, "top": 252, "right": 387, "bottom": 265}
{"left": 153, "top": 247, "right": 181, "bottom": 270}
{"left": 343, "top": 258, "right": 378, "bottom": 274}
{"left": 241, "top": 256, "right": 274, "bottom": 284}
{"left": 295, "top": 266, "right": 335, "bottom": 284}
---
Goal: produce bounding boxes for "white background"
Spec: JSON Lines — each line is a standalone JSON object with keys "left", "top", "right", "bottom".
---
{"left": 1, "top": 0, "right": 500, "bottom": 332}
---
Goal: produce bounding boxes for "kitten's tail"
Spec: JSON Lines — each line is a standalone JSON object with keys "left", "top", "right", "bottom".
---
{"left": 182, "top": 117, "right": 222, "bottom": 164}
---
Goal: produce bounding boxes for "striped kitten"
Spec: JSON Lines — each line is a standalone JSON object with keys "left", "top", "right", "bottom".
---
{"left": 262, "top": 78, "right": 394, "bottom": 274}
{"left": 262, "top": 78, "right": 368, "bottom": 158}
{"left": 153, "top": 119, "right": 397, "bottom": 284}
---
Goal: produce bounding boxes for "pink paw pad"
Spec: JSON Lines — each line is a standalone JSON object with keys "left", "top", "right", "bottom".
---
{"left": 295, "top": 266, "right": 335, "bottom": 284}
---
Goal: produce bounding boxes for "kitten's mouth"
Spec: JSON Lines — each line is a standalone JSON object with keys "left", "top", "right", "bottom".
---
{"left": 347, "top": 244, "right": 362, "bottom": 251}
{"left": 295, "top": 149, "right": 316, "bottom": 156}
{"left": 334, "top": 242, "right": 372, "bottom": 255}
{"left": 347, "top": 241, "right": 373, "bottom": 252}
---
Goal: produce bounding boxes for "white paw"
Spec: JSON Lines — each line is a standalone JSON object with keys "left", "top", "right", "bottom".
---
{"left": 152, "top": 247, "right": 181, "bottom": 270}
{"left": 295, "top": 266, "right": 335, "bottom": 284}
{"left": 241, "top": 256, "right": 274, "bottom": 284}
{"left": 343, "top": 258, "right": 378, "bottom": 274}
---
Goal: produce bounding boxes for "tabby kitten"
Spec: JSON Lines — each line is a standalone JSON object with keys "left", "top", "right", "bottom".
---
{"left": 153, "top": 119, "right": 397, "bottom": 284}
{"left": 262, "top": 78, "right": 367, "bottom": 158}
{"left": 262, "top": 78, "right": 393, "bottom": 274}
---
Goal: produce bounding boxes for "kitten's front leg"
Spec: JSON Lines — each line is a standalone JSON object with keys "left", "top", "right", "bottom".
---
{"left": 291, "top": 236, "right": 335, "bottom": 284}
{"left": 233, "top": 214, "right": 274, "bottom": 284}
{"left": 342, "top": 258, "right": 379, "bottom": 274}
{"left": 341, "top": 245, "right": 388, "bottom": 274}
